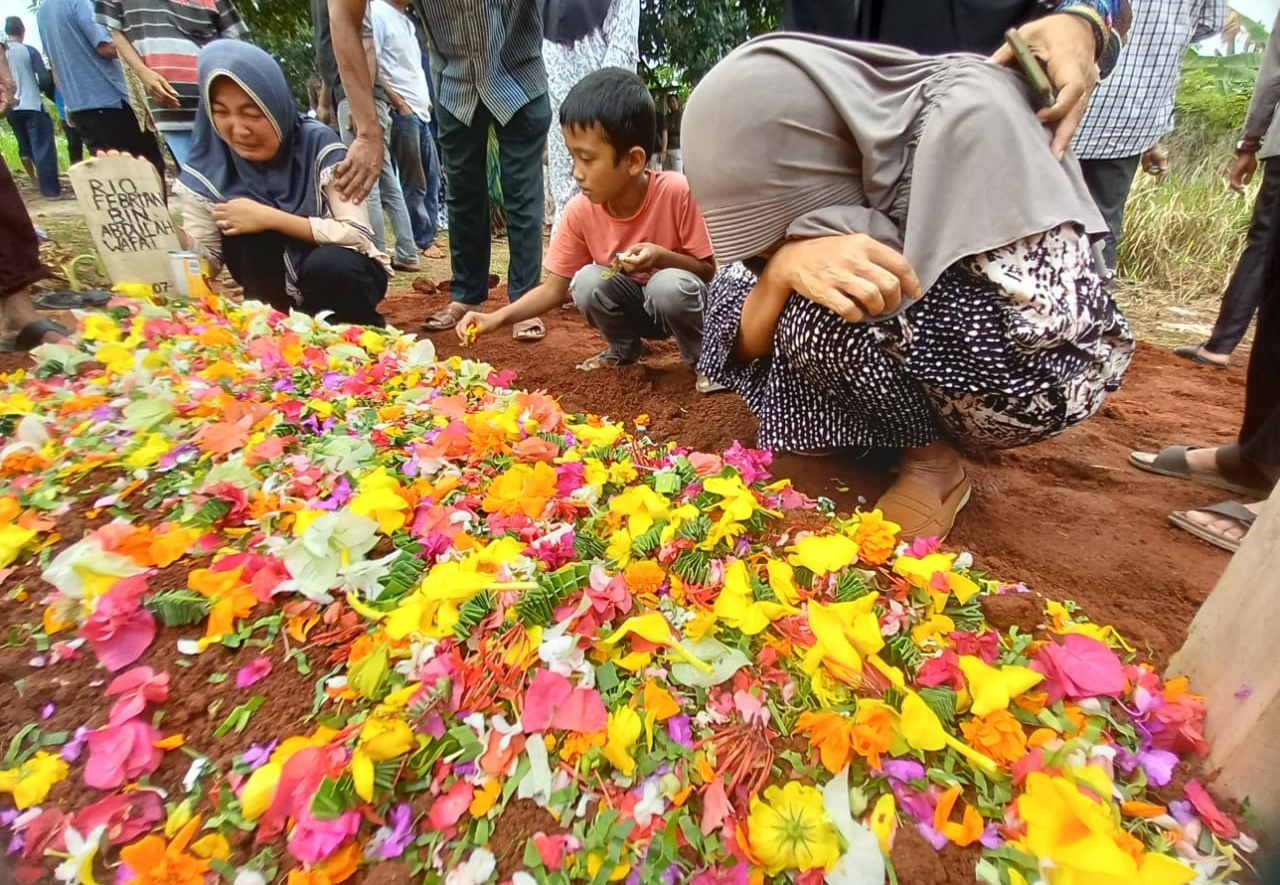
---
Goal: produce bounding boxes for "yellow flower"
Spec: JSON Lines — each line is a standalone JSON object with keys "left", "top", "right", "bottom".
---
{"left": 352, "top": 714, "right": 415, "bottom": 801}
{"left": 0, "top": 521, "right": 37, "bottom": 568}
{"left": 125, "top": 432, "right": 173, "bottom": 469}
{"left": 892, "top": 552, "right": 980, "bottom": 611}
{"left": 788, "top": 533, "right": 859, "bottom": 575}
{"left": 958, "top": 655, "right": 1044, "bottom": 716}
{"left": 850, "top": 699, "right": 898, "bottom": 768}
{"left": 764, "top": 558, "right": 800, "bottom": 605}
{"left": 869, "top": 792, "right": 897, "bottom": 855}
{"left": 349, "top": 468, "right": 412, "bottom": 533}
{"left": 713, "top": 560, "right": 796, "bottom": 635}
{"left": 801, "top": 597, "right": 883, "bottom": 684}
{"left": 80, "top": 313, "right": 122, "bottom": 342}
{"left": 898, "top": 693, "right": 948, "bottom": 752}
{"left": 0, "top": 750, "right": 69, "bottom": 808}
{"left": 482, "top": 462, "right": 559, "bottom": 519}
{"left": 607, "top": 484, "right": 671, "bottom": 536}
{"left": 1015, "top": 771, "right": 1196, "bottom": 885}
{"left": 702, "top": 474, "right": 762, "bottom": 522}
{"left": 602, "top": 706, "right": 642, "bottom": 776}
{"left": 746, "top": 782, "right": 842, "bottom": 876}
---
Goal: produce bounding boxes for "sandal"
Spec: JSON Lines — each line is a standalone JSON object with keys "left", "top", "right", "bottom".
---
{"left": 15, "top": 318, "right": 72, "bottom": 351}
{"left": 422, "top": 301, "right": 469, "bottom": 332}
{"left": 875, "top": 472, "right": 972, "bottom": 542}
{"left": 1168, "top": 500, "right": 1258, "bottom": 553}
{"left": 1172, "top": 344, "right": 1229, "bottom": 369}
{"left": 34, "top": 289, "right": 112, "bottom": 310}
{"left": 1128, "top": 444, "right": 1274, "bottom": 499}
{"left": 513, "top": 318, "right": 546, "bottom": 342}
{"left": 695, "top": 373, "right": 729, "bottom": 394}
{"left": 420, "top": 243, "right": 446, "bottom": 260}
{"left": 577, "top": 351, "right": 637, "bottom": 371}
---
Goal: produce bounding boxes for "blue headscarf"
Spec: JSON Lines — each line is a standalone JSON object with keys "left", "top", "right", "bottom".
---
{"left": 180, "top": 40, "right": 344, "bottom": 218}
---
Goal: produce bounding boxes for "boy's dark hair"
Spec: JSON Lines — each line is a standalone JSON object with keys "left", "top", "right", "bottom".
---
{"left": 560, "top": 67, "right": 655, "bottom": 163}
{"left": 4, "top": 17, "right": 24, "bottom": 38}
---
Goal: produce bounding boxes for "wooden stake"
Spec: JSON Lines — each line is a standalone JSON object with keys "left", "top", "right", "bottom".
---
{"left": 1167, "top": 490, "right": 1280, "bottom": 833}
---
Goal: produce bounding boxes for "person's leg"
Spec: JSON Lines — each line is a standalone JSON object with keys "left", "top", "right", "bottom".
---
{"left": 8, "top": 114, "right": 35, "bottom": 182}
{"left": 161, "top": 129, "right": 193, "bottom": 169}
{"left": 418, "top": 117, "right": 440, "bottom": 249}
{"left": 668, "top": 148, "right": 683, "bottom": 173}
{"left": 27, "top": 111, "right": 62, "bottom": 197}
{"left": 64, "top": 120, "right": 84, "bottom": 164}
{"left": 494, "top": 92, "right": 552, "bottom": 301}
{"left": 220, "top": 231, "right": 293, "bottom": 312}
{"left": 296, "top": 245, "right": 387, "bottom": 326}
{"left": 641, "top": 268, "right": 706, "bottom": 368}
{"left": 1077, "top": 154, "right": 1141, "bottom": 274}
{"left": 375, "top": 100, "right": 417, "bottom": 265}
{"left": 569, "top": 264, "right": 651, "bottom": 363}
{"left": 72, "top": 105, "right": 167, "bottom": 185}
{"left": 1201, "top": 158, "right": 1280, "bottom": 358}
{"left": 337, "top": 98, "right": 389, "bottom": 255}
{"left": 390, "top": 111, "right": 431, "bottom": 250}
{"left": 0, "top": 155, "right": 61, "bottom": 346}
{"left": 435, "top": 102, "right": 493, "bottom": 307}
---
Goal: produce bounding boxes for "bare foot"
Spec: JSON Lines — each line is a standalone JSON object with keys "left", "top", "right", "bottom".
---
{"left": 1184, "top": 446, "right": 1280, "bottom": 484}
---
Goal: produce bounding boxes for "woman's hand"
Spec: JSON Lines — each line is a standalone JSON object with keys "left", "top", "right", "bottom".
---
{"left": 762, "top": 234, "right": 920, "bottom": 322}
{"left": 990, "top": 14, "right": 1099, "bottom": 159}
{"left": 212, "top": 198, "right": 279, "bottom": 236}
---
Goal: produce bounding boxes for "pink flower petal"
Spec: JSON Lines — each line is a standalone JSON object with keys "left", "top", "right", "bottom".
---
{"left": 1185, "top": 779, "right": 1239, "bottom": 839}
{"left": 427, "top": 780, "right": 474, "bottom": 831}
{"left": 235, "top": 656, "right": 273, "bottom": 689}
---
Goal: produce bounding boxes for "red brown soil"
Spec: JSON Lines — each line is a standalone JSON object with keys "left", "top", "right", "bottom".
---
{"left": 380, "top": 281, "right": 1244, "bottom": 670}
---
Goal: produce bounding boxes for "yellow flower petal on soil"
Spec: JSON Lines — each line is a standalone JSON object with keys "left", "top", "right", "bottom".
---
{"left": 869, "top": 792, "right": 897, "bottom": 855}
{"left": 607, "top": 483, "right": 671, "bottom": 536}
{"left": 764, "top": 558, "right": 800, "bottom": 605}
{"left": 603, "top": 706, "right": 643, "bottom": 776}
{"left": 358, "top": 715, "right": 415, "bottom": 761}
{"left": 124, "top": 432, "right": 172, "bottom": 469}
{"left": 351, "top": 748, "right": 376, "bottom": 802}
{"left": 0, "top": 750, "right": 69, "bottom": 808}
{"left": 747, "top": 781, "right": 842, "bottom": 876}
{"left": 190, "top": 833, "right": 231, "bottom": 861}
{"left": 788, "top": 533, "right": 859, "bottom": 575}
{"left": 0, "top": 522, "right": 37, "bottom": 568}
{"left": 958, "top": 655, "right": 1044, "bottom": 716}
{"left": 702, "top": 474, "right": 762, "bottom": 522}
{"left": 892, "top": 552, "right": 981, "bottom": 609}
{"left": 586, "top": 854, "right": 632, "bottom": 882}
{"left": 714, "top": 560, "right": 795, "bottom": 635}
{"left": 349, "top": 483, "right": 411, "bottom": 534}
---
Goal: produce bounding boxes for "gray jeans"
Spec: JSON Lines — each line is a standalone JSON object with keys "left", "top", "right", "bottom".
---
{"left": 336, "top": 98, "right": 417, "bottom": 264}
{"left": 570, "top": 264, "right": 706, "bottom": 367}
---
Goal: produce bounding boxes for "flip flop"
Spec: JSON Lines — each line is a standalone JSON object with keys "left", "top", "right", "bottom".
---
{"left": 512, "top": 318, "right": 546, "bottom": 342}
{"left": 695, "top": 373, "right": 729, "bottom": 394}
{"left": 1128, "top": 445, "right": 1274, "bottom": 499}
{"left": 577, "top": 351, "right": 637, "bottom": 371}
{"left": 1172, "top": 345, "right": 1229, "bottom": 369}
{"left": 422, "top": 302, "right": 469, "bottom": 332}
{"left": 875, "top": 472, "right": 972, "bottom": 542}
{"left": 33, "top": 290, "right": 86, "bottom": 310}
{"left": 1168, "top": 500, "right": 1257, "bottom": 553}
{"left": 15, "top": 318, "right": 72, "bottom": 351}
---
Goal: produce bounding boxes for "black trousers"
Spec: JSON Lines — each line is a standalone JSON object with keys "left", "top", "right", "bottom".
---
{"left": 1207, "top": 158, "right": 1280, "bottom": 356}
{"left": 1078, "top": 154, "right": 1141, "bottom": 274}
{"left": 1240, "top": 186, "right": 1280, "bottom": 467}
{"left": 69, "top": 103, "right": 167, "bottom": 184}
{"left": 222, "top": 232, "right": 387, "bottom": 327}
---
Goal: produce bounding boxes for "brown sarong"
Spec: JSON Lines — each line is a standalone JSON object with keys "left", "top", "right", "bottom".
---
{"left": 0, "top": 156, "right": 52, "bottom": 297}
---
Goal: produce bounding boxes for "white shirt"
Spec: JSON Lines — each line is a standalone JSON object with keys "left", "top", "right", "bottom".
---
{"left": 5, "top": 40, "right": 45, "bottom": 112}
{"left": 370, "top": 0, "right": 432, "bottom": 123}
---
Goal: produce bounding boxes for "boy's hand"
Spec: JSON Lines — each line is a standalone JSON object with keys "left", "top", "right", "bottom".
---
{"left": 619, "top": 243, "right": 666, "bottom": 274}
{"left": 456, "top": 309, "right": 501, "bottom": 343}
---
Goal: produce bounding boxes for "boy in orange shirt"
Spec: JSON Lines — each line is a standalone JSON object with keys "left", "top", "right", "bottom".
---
{"left": 459, "top": 67, "right": 725, "bottom": 393}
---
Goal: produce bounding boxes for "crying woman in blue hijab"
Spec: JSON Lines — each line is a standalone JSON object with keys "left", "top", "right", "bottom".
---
{"left": 175, "top": 40, "right": 390, "bottom": 326}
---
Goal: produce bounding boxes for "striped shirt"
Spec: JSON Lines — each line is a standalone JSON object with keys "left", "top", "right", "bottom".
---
{"left": 95, "top": 0, "right": 248, "bottom": 131}
{"left": 415, "top": 0, "right": 545, "bottom": 126}
{"left": 1072, "top": 0, "right": 1225, "bottom": 159}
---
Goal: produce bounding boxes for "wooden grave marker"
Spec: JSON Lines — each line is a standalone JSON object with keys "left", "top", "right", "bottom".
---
{"left": 68, "top": 155, "right": 181, "bottom": 295}
{"left": 1167, "top": 489, "right": 1280, "bottom": 834}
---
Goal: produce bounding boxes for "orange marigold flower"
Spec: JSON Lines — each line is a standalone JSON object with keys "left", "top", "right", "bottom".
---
{"left": 624, "top": 561, "right": 667, "bottom": 599}
{"left": 850, "top": 700, "right": 897, "bottom": 769}
{"left": 118, "top": 816, "right": 209, "bottom": 885}
{"left": 794, "top": 711, "right": 855, "bottom": 774}
{"left": 933, "top": 785, "right": 985, "bottom": 847}
{"left": 850, "top": 510, "right": 900, "bottom": 566}
{"left": 960, "top": 709, "right": 1028, "bottom": 768}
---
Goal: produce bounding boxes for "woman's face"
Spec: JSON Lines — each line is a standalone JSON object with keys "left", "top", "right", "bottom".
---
{"left": 210, "top": 76, "right": 281, "bottom": 162}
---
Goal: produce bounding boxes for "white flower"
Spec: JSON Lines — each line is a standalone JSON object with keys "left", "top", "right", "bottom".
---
{"left": 54, "top": 824, "right": 106, "bottom": 885}
{"left": 444, "top": 847, "right": 497, "bottom": 885}
{"left": 233, "top": 871, "right": 268, "bottom": 885}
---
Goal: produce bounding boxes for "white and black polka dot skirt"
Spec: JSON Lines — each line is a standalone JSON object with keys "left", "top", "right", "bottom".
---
{"left": 700, "top": 224, "right": 1134, "bottom": 452}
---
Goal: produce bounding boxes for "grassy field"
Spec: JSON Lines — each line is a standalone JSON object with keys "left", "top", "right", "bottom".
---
{"left": 1, "top": 109, "right": 78, "bottom": 175}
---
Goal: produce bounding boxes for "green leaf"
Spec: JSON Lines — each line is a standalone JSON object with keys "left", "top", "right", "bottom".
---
{"left": 212, "top": 696, "right": 265, "bottom": 739}
{"left": 146, "top": 589, "right": 211, "bottom": 627}
{"left": 207, "top": 672, "right": 229, "bottom": 684}
{"left": 310, "top": 775, "right": 357, "bottom": 820}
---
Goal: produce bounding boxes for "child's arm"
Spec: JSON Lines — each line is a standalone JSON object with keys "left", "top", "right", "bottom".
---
{"left": 619, "top": 243, "right": 715, "bottom": 283}
{"left": 457, "top": 274, "right": 571, "bottom": 340}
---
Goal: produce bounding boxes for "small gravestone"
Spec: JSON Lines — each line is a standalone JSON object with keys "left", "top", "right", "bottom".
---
{"left": 68, "top": 155, "right": 181, "bottom": 296}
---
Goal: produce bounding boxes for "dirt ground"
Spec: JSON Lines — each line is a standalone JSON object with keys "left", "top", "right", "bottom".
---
{"left": 380, "top": 281, "right": 1247, "bottom": 671}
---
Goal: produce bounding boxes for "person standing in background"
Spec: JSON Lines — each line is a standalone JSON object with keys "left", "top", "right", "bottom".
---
{"left": 659, "top": 92, "right": 682, "bottom": 172}
{"left": 53, "top": 89, "right": 84, "bottom": 164}
{"left": 95, "top": 0, "right": 247, "bottom": 168}
{"left": 371, "top": 0, "right": 444, "bottom": 262}
{"left": 1071, "top": 0, "right": 1226, "bottom": 275}
{"left": 417, "top": 0, "right": 552, "bottom": 341}
{"left": 312, "top": 0, "right": 421, "bottom": 272}
{"left": 38, "top": 0, "right": 166, "bottom": 181}
{"left": 1175, "top": 7, "right": 1280, "bottom": 369}
{"left": 4, "top": 16, "right": 61, "bottom": 197}
{"left": 542, "top": 0, "right": 640, "bottom": 226}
